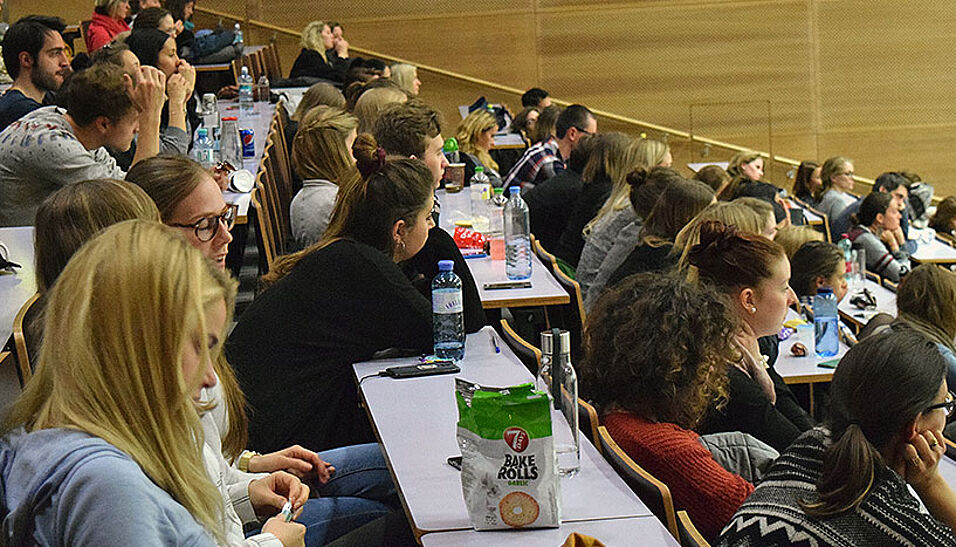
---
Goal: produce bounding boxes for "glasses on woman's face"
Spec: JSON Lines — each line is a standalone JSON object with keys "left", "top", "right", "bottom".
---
{"left": 171, "top": 204, "right": 238, "bottom": 242}
{"left": 926, "top": 391, "right": 956, "bottom": 419}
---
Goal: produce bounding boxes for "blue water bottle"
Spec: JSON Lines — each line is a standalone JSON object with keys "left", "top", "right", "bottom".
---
{"left": 813, "top": 287, "right": 839, "bottom": 357}
{"left": 504, "top": 187, "right": 532, "bottom": 280}
{"left": 432, "top": 260, "right": 465, "bottom": 360}
{"left": 192, "top": 128, "right": 215, "bottom": 168}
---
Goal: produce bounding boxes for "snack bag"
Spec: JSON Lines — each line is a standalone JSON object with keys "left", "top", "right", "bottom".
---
{"left": 453, "top": 226, "right": 487, "bottom": 252}
{"left": 455, "top": 379, "right": 561, "bottom": 530}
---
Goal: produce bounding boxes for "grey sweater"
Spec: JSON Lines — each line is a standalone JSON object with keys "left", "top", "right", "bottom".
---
{"left": 576, "top": 207, "right": 637, "bottom": 299}
{"left": 0, "top": 106, "right": 125, "bottom": 226}
{"left": 847, "top": 225, "right": 910, "bottom": 282}
{"left": 584, "top": 219, "right": 644, "bottom": 311}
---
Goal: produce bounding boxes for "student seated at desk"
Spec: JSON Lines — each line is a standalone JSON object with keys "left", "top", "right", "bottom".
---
{"left": 227, "top": 154, "right": 438, "bottom": 453}
{"left": 0, "top": 221, "right": 258, "bottom": 545}
{"left": 789, "top": 240, "right": 848, "bottom": 302}
{"left": 931, "top": 196, "right": 956, "bottom": 238}
{"left": 455, "top": 109, "right": 503, "bottom": 186}
{"left": 289, "top": 21, "right": 349, "bottom": 83}
{"left": 813, "top": 155, "right": 858, "bottom": 223}
{"left": 847, "top": 192, "right": 911, "bottom": 283}
{"left": 689, "top": 221, "right": 814, "bottom": 451}
{"left": 390, "top": 63, "right": 420, "bottom": 96}
{"left": 791, "top": 160, "right": 821, "bottom": 207}
{"left": 719, "top": 151, "right": 787, "bottom": 226}
{"left": 581, "top": 273, "right": 756, "bottom": 542}
{"left": 128, "top": 155, "right": 405, "bottom": 546}
{"left": 86, "top": 0, "right": 131, "bottom": 52}
{"left": 719, "top": 329, "right": 956, "bottom": 546}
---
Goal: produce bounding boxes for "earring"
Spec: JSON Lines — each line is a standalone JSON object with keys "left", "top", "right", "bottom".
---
{"left": 750, "top": 306, "right": 757, "bottom": 314}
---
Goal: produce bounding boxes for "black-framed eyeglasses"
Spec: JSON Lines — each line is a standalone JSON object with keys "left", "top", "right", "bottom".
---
{"left": 573, "top": 126, "right": 594, "bottom": 136}
{"left": 170, "top": 204, "right": 238, "bottom": 242}
{"left": 926, "top": 391, "right": 956, "bottom": 419}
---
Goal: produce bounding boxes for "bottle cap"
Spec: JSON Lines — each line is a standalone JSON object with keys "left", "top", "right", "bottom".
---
{"left": 816, "top": 287, "right": 834, "bottom": 295}
{"left": 474, "top": 166, "right": 484, "bottom": 173}
{"left": 197, "top": 127, "right": 208, "bottom": 136}
{"left": 221, "top": 116, "right": 238, "bottom": 121}
{"left": 438, "top": 260, "right": 454, "bottom": 271}
{"left": 509, "top": 186, "right": 520, "bottom": 195}
{"left": 241, "top": 66, "right": 249, "bottom": 75}
{"left": 443, "top": 138, "right": 459, "bottom": 152}
{"left": 540, "top": 329, "right": 571, "bottom": 355}
{"left": 494, "top": 187, "right": 503, "bottom": 195}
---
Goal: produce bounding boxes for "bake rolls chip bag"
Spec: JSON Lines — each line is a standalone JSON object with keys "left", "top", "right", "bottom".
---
{"left": 455, "top": 379, "right": 561, "bottom": 530}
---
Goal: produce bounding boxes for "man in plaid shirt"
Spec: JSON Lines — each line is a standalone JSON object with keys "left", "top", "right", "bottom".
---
{"left": 504, "top": 104, "right": 596, "bottom": 190}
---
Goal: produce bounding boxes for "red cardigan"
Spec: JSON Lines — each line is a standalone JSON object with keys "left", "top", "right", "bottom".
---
{"left": 86, "top": 12, "right": 130, "bottom": 52}
{"left": 603, "top": 411, "right": 754, "bottom": 541}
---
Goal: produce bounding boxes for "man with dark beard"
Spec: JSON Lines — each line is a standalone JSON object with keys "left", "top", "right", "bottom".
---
{"left": 0, "top": 16, "right": 72, "bottom": 131}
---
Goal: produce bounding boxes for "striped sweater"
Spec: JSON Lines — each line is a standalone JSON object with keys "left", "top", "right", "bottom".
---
{"left": 718, "top": 428, "right": 956, "bottom": 546}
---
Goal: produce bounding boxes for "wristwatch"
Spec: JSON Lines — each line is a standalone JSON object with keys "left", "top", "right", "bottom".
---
{"left": 237, "top": 450, "right": 260, "bottom": 472}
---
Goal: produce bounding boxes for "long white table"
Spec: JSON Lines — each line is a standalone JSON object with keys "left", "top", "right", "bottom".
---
{"left": 420, "top": 515, "right": 677, "bottom": 546}
{"left": 353, "top": 326, "right": 659, "bottom": 541}
{"left": 911, "top": 236, "right": 956, "bottom": 265}
{"left": 436, "top": 190, "right": 569, "bottom": 309}
{"left": 0, "top": 227, "right": 36, "bottom": 347}
{"left": 838, "top": 279, "right": 896, "bottom": 330}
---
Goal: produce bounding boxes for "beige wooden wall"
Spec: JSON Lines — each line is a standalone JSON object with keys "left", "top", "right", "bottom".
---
{"left": 20, "top": 0, "right": 956, "bottom": 194}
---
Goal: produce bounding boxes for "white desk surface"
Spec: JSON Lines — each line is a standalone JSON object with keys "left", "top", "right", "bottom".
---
{"left": 217, "top": 101, "right": 275, "bottom": 224}
{"left": 420, "top": 515, "right": 677, "bottom": 546}
{"left": 911, "top": 237, "right": 956, "bottom": 265}
{"left": 0, "top": 227, "right": 36, "bottom": 346}
{"left": 353, "top": 326, "right": 652, "bottom": 535}
{"left": 686, "top": 161, "right": 728, "bottom": 173}
{"left": 437, "top": 190, "right": 569, "bottom": 309}
{"left": 838, "top": 279, "right": 896, "bottom": 329}
{"left": 774, "top": 309, "right": 847, "bottom": 385}
{"left": 939, "top": 452, "right": 956, "bottom": 489}
{"left": 787, "top": 199, "right": 823, "bottom": 223}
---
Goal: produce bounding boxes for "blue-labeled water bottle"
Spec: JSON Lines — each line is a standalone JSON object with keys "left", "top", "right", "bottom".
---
{"left": 192, "top": 127, "right": 215, "bottom": 168}
{"left": 813, "top": 287, "right": 839, "bottom": 357}
{"left": 233, "top": 22, "right": 244, "bottom": 47}
{"left": 504, "top": 186, "right": 532, "bottom": 280}
{"left": 432, "top": 260, "right": 465, "bottom": 360}
{"left": 238, "top": 66, "right": 254, "bottom": 115}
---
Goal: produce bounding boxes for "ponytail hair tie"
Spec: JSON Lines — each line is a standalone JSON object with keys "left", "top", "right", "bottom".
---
{"left": 375, "top": 146, "right": 387, "bottom": 172}
{"left": 356, "top": 146, "right": 390, "bottom": 178}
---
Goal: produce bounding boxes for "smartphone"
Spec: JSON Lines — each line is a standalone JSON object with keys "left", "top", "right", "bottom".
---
{"left": 818, "top": 358, "right": 840, "bottom": 369}
{"left": 383, "top": 361, "right": 460, "bottom": 378}
{"left": 483, "top": 281, "right": 532, "bottom": 290}
{"left": 447, "top": 455, "right": 462, "bottom": 471}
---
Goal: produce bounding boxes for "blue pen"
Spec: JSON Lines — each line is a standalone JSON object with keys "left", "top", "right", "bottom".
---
{"left": 490, "top": 332, "right": 500, "bottom": 353}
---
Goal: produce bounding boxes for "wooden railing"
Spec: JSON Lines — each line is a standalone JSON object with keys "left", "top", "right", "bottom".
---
{"left": 195, "top": 6, "right": 877, "bottom": 190}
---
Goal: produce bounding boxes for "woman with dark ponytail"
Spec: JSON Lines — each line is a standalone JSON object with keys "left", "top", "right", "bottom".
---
{"left": 689, "top": 221, "right": 813, "bottom": 451}
{"left": 227, "top": 138, "right": 436, "bottom": 453}
{"left": 719, "top": 329, "right": 956, "bottom": 546}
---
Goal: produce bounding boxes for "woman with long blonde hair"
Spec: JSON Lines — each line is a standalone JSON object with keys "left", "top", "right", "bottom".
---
{"left": 456, "top": 108, "right": 502, "bottom": 186}
{"left": 289, "top": 106, "right": 359, "bottom": 248}
{"left": 1, "top": 220, "right": 237, "bottom": 544}
{"left": 390, "top": 63, "right": 420, "bottom": 96}
{"left": 289, "top": 20, "right": 349, "bottom": 82}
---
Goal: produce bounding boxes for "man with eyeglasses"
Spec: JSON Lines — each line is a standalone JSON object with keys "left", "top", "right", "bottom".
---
{"left": 830, "top": 171, "right": 913, "bottom": 246}
{"left": 503, "top": 104, "right": 597, "bottom": 190}
{"left": 0, "top": 16, "right": 72, "bottom": 132}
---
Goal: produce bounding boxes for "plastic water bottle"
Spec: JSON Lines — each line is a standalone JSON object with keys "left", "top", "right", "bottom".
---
{"left": 256, "top": 74, "right": 270, "bottom": 102}
{"left": 813, "top": 287, "right": 839, "bottom": 357}
{"left": 489, "top": 187, "right": 507, "bottom": 237}
{"left": 233, "top": 22, "right": 243, "bottom": 47}
{"left": 504, "top": 187, "right": 532, "bottom": 280}
{"left": 443, "top": 137, "right": 459, "bottom": 164}
{"left": 837, "top": 235, "right": 852, "bottom": 281}
{"left": 193, "top": 128, "right": 215, "bottom": 168}
{"left": 432, "top": 260, "right": 465, "bottom": 361}
{"left": 238, "top": 66, "right": 254, "bottom": 115}
{"left": 219, "top": 116, "right": 243, "bottom": 169}
{"left": 537, "top": 329, "right": 580, "bottom": 477}
{"left": 469, "top": 167, "right": 491, "bottom": 231}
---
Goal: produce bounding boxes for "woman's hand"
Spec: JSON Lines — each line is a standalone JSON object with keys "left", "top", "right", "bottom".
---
{"left": 897, "top": 429, "right": 946, "bottom": 493}
{"left": 177, "top": 59, "right": 196, "bottom": 96}
{"left": 880, "top": 229, "right": 900, "bottom": 252}
{"left": 261, "top": 517, "right": 305, "bottom": 547}
{"left": 166, "top": 73, "right": 189, "bottom": 109}
{"left": 249, "top": 444, "right": 335, "bottom": 483}
{"left": 248, "top": 471, "right": 310, "bottom": 517}
{"left": 334, "top": 38, "right": 349, "bottom": 58}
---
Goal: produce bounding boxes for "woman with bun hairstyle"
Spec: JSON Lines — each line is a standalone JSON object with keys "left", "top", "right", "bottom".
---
{"left": 689, "top": 221, "right": 813, "bottom": 451}
{"left": 226, "top": 143, "right": 437, "bottom": 453}
{"left": 719, "top": 329, "right": 956, "bottom": 545}
{"left": 605, "top": 179, "right": 714, "bottom": 290}
{"left": 847, "top": 191, "right": 910, "bottom": 283}
{"left": 672, "top": 201, "right": 765, "bottom": 272}
{"left": 583, "top": 273, "right": 754, "bottom": 542}
{"left": 577, "top": 165, "right": 682, "bottom": 302}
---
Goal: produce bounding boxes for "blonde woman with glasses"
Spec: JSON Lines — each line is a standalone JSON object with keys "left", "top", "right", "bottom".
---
{"left": 0, "top": 220, "right": 259, "bottom": 545}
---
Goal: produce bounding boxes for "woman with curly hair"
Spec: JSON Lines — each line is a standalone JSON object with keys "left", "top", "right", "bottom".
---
{"left": 581, "top": 272, "right": 753, "bottom": 541}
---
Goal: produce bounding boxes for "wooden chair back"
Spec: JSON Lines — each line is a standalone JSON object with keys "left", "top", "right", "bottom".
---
{"left": 676, "top": 510, "right": 711, "bottom": 547}
{"left": 881, "top": 277, "right": 898, "bottom": 292}
{"left": 498, "top": 318, "right": 541, "bottom": 375}
{"left": 12, "top": 293, "right": 41, "bottom": 387}
{"left": 597, "top": 425, "right": 679, "bottom": 539}
{"left": 251, "top": 177, "right": 277, "bottom": 270}
{"left": 549, "top": 261, "right": 587, "bottom": 360}
{"left": 532, "top": 236, "right": 558, "bottom": 269}
{"left": 577, "top": 398, "right": 601, "bottom": 455}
